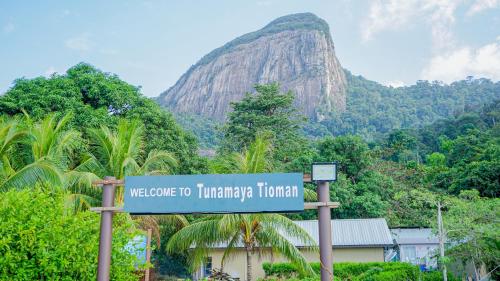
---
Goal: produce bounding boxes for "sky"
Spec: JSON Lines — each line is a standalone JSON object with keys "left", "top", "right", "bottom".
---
{"left": 1, "top": 0, "right": 500, "bottom": 97}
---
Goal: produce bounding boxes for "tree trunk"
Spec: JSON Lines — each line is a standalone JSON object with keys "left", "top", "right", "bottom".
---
{"left": 246, "top": 247, "right": 252, "bottom": 281}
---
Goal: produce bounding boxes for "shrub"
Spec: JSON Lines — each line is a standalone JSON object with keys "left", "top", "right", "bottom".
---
{"left": 262, "top": 263, "right": 298, "bottom": 278}
{"left": 422, "top": 271, "right": 459, "bottom": 281}
{"left": 263, "top": 261, "right": 422, "bottom": 281}
{"left": 0, "top": 189, "right": 141, "bottom": 280}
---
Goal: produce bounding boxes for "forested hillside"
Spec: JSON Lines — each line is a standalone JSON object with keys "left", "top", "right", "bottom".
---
{"left": 319, "top": 71, "right": 500, "bottom": 140}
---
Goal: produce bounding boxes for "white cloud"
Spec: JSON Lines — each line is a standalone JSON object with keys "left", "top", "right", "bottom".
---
{"left": 384, "top": 80, "right": 406, "bottom": 88}
{"left": 362, "top": 0, "right": 459, "bottom": 51}
{"left": 467, "top": 0, "right": 499, "bottom": 15}
{"left": 421, "top": 41, "right": 500, "bottom": 82}
{"left": 3, "top": 22, "right": 14, "bottom": 34}
{"left": 65, "top": 33, "right": 93, "bottom": 51}
{"left": 361, "top": 0, "right": 417, "bottom": 42}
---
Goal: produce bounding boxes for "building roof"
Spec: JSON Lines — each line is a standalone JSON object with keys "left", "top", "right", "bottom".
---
{"left": 390, "top": 228, "right": 439, "bottom": 245}
{"left": 207, "top": 218, "right": 394, "bottom": 249}
{"left": 291, "top": 219, "right": 394, "bottom": 248}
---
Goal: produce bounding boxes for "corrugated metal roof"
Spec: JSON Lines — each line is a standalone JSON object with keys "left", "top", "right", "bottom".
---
{"left": 207, "top": 218, "right": 394, "bottom": 249}
{"left": 390, "top": 228, "right": 439, "bottom": 245}
{"left": 291, "top": 219, "right": 394, "bottom": 248}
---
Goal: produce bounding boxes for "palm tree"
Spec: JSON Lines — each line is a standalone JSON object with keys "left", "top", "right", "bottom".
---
{"left": 87, "top": 119, "right": 178, "bottom": 203}
{"left": 0, "top": 113, "right": 104, "bottom": 212}
{"left": 0, "top": 116, "right": 29, "bottom": 189}
{"left": 88, "top": 119, "right": 183, "bottom": 239}
{"left": 0, "top": 113, "right": 82, "bottom": 191}
{"left": 167, "top": 136, "right": 316, "bottom": 281}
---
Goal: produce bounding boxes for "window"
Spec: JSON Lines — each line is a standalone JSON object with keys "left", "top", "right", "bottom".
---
{"left": 402, "top": 245, "right": 417, "bottom": 264}
{"left": 204, "top": 257, "right": 213, "bottom": 277}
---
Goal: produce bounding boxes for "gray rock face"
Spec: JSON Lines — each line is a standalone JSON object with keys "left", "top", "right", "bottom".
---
{"left": 158, "top": 13, "right": 347, "bottom": 121}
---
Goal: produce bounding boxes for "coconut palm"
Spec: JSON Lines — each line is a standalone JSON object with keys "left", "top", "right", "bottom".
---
{"left": 0, "top": 113, "right": 103, "bottom": 212}
{"left": 167, "top": 136, "right": 316, "bottom": 281}
{"left": 0, "top": 113, "right": 84, "bottom": 191}
{"left": 87, "top": 118, "right": 184, "bottom": 239}
{"left": 87, "top": 119, "right": 178, "bottom": 203}
{"left": 0, "top": 116, "right": 30, "bottom": 189}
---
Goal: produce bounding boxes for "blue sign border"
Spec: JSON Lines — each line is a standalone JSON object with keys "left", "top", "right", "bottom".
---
{"left": 123, "top": 173, "right": 304, "bottom": 214}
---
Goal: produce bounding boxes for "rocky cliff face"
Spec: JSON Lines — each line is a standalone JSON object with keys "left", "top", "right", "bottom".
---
{"left": 158, "top": 13, "right": 347, "bottom": 121}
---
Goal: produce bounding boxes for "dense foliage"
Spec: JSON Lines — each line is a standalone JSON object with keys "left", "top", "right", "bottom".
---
{"left": 442, "top": 190, "right": 499, "bottom": 280}
{"left": 318, "top": 72, "right": 500, "bottom": 140}
{"left": 0, "top": 63, "right": 206, "bottom": 174}
{"left": 220, "top": 83, "right": 309, "bottom": 167}
{"left": 0, "top": 189, "right": 141, "bottom": 280}
{"left": 262, "top": 262, "right": 458, "bottom": 281}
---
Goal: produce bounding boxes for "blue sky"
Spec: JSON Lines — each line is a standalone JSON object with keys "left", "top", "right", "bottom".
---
{"left": 1, "top": 0, "right": 499, "bottom": 97}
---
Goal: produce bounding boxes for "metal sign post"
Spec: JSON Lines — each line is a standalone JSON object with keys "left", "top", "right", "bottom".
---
{"left": 317, "top": 181, "right": 333, "bottom": 281}
{"left": 311, "top": 162, "right": 338, "bottom": 281}
{"left": 96, "top": 176, "right": 117, "bottom": 281}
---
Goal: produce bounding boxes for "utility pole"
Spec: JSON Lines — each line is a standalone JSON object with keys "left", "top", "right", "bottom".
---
{"left": 437, "top": 201, "right": 447, "bottom": 281}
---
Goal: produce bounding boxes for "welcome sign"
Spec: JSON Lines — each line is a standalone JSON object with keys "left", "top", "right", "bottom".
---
{"left": 124, "top": 173, "right": 304, "bottom": 214}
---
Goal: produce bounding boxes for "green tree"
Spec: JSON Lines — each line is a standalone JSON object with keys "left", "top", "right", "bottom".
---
{"left": 221, "top": 83, "right": 307, "bottom": 165}
{"left": 0, "top": 189, "right": 141, "bottom": 280}
{"left": 442, "top": 190, "right": 500, "bottom": 280}
{"left": 88, "top": 118, "right": 186, "bottom": 241}
{"left": 0, "top": 113, "right": 98, "bottom": 202}
{"left": 0, "top": 63, "right": 206, "bottom": 174}
{"left": 317, "top": 135, "right": 371, "bottom": 183}
{"left": 88, "top": 119, "right": 177, "bottom": 183}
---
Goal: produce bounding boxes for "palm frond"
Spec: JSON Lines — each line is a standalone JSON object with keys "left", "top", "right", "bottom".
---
{"left": 139, "top": 150, "right": 177, "bottom": 175}
{"left": 304, "top": 187, "right": 317, "bottom": 202}
{"left": 0, "top": 158, "right": 63, "bottom": 191}
{"left": 255, "top": 225, "right": 315, "bottom": 276}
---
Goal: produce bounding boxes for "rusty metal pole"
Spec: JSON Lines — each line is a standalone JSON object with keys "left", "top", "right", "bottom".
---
{"left": 317, "top": 181, "right": 333, "bottom": 281}
{"left": 145, "top": 229, "right": 152, "bottom": 281}
{"left": 97, "top": 176, "right": 116, "bottom": 281}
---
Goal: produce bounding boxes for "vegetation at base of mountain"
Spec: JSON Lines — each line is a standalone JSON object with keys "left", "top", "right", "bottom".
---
{"left": 319, "top": 71, "right": 500, "bottom": 141}
{"left": 216, "top": 84, "right": 499, "bottom": 227}
{"left": 380, "top": 100, "right": 500, "bottom": 198}
{"left": 0, "top": 189, "right": 142, "bottom": 281}
{"left": 172, "top": 72, "right": 500, "bottom": 147}
{"left": 174, "top": 113, "right": 222, "bottom": 148}
{"left": 220, "top": 83, "right": 310, "bottom": 168}
{"left": 0, "top": 63, "right": 206, "bottom": 174}
{"left": 262, "top": 262, "right": 458, "bottom": 281}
